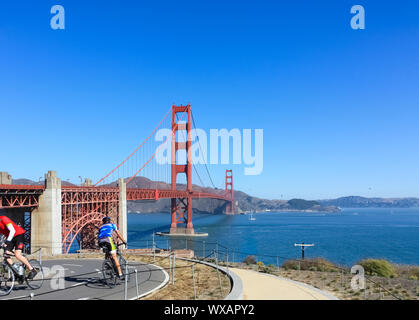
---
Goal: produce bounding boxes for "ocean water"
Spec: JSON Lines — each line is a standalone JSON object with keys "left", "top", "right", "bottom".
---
{"left": 127, "top": 208, "right": 419, "bottom": 267}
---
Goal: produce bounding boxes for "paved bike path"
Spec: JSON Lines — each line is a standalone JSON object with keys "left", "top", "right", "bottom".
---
{"left": 231, "top": 268, "right": 338, "bottom": 300}
{"left": 1, "top": 259, "right": 168, "bottom": 300}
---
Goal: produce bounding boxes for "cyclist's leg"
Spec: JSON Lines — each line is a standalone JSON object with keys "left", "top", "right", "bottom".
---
{"left": 111, "top": 253, "right": 122, "bottom": 276}
{"left": 108, "top": 238, "right": 122, "bottom": 276}
{"left": 3, "top": 237, "right": 16, "bottom": 266}
{"left": 13, "top": 235, "right": 33, "bottom": 270}
{"left": 14, "top": 251, "right": 32, "bottom": 271}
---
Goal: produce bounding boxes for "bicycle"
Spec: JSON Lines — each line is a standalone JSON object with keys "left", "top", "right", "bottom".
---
{"left": 101, "top": 243, "right": 129, "bottom": 288}
{"left": 0, "top": 248, "right": 44, "bottom": 296}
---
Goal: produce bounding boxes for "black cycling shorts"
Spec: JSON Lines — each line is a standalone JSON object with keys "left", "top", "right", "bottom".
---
{"left": 5, "top": 234, "right": 25, "bottom": 252}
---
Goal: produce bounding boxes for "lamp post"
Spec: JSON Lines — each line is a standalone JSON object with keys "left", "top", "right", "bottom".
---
{"left": 294, "top": 243, "right": 315, "bottom": 260}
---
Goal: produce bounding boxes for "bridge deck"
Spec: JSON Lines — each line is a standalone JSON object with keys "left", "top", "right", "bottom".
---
{"left": 0, "top": 185, "right": 230, "bottom": 210}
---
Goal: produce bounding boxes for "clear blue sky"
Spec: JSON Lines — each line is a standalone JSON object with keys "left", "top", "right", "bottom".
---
{"left": 0, "top": 1, "right": 418, "bottom": 200}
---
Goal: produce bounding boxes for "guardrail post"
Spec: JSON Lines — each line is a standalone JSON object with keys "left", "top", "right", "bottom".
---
{"left": 226, "top": 248, "right": 229, "bottom": 274}
{"left": 172, "top": 253, "right": 176, "bottom": 285}
{"left": 135, "top": 269, "right": 139, "bottom": 298}
{"left": 124, "top": 263, "right": 128, "bottom": 300}
{"left": 152, "top": 233, "right": 156, "bottom": 264}
{"left": 192, "top": 264, "right": 197, "bottom": 300}
{"left": 213, "top": 250, "right": 223, "bottom": 297}
{"left": 169, "top": 253, "right": 172, "bottom": 284}
{"left": 203, "top": 241, "right": 205, "bottom": 259}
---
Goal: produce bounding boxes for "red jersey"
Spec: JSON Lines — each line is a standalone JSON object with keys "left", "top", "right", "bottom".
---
{"left": 0, "top": 216, "right": 26, "bottom": 237}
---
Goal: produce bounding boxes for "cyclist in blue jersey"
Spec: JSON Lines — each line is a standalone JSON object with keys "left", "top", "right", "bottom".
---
{"left": 98, "top": 216, "right": 127, "bottom": 278}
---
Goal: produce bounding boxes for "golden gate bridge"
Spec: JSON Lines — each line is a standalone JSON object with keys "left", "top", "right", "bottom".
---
{"left": 0, "top": 104, "right": 234, "bottom": 254}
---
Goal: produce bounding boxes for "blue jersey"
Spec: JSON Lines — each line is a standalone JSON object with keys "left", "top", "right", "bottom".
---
{"left": 98, "top": 223, "right": 118, "bottom": 239}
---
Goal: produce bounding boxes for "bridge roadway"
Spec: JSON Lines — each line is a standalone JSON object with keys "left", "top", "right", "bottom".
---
{"left": 0, "top": 185, "right": 231, "bottom": 208}
{"left": 1, "top": 259, "right": 168, "bottom": 300}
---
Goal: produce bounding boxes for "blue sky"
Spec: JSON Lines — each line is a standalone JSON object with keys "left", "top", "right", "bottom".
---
{"left": 0, "top": 1, "right": 418, "bottom": 200}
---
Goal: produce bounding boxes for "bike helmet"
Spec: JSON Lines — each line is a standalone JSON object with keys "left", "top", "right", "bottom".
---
{"left": 102, "top": 216, "right": 111, "bottom": 224}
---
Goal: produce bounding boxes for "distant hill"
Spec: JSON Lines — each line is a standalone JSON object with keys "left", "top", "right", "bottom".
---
{"left": 11, "top": 176, "right": 339, "bottom": 214}
{"left": 12, "top": 178, "right": 75, "bottom": 186}
{"left": 318, "top": 196, "right": 419, "bottom": 208}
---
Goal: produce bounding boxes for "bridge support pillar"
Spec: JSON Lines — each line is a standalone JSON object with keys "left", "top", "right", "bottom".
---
{"left": 82, "top": 178, "right": 92, "bottom": 187}
{"left": 31, "top": 171, "right": 62, "bottom": 255}
{"left": 117, "top": 178, "right": 127, "bottom": 242}
{"left": 0, "top": 172, "right": 12, "bottom": 185}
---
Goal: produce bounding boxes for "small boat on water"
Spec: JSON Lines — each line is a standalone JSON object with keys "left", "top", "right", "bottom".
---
{"left": 249, "top": 211, "right": 256, "bottom": 221}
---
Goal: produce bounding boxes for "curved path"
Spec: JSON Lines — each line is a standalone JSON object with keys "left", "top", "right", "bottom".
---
{"left": 1, "top": 259, "right": 168, "bottom": 300}
{"left": 231, "top": 268, "right": 338, "bottom": 300}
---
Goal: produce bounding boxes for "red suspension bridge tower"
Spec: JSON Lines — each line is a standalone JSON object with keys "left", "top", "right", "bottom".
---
{"left": 170, "top": 104, "right": 194, "bottom": 235}
{"left": 168, "top": 104, "right": 235, "bottom": 234}
{"left": 225, "top": 169, "right": 234, "bottom": 214}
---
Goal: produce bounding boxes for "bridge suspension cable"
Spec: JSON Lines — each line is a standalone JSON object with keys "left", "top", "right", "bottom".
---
{"left": 125, "top": 106, "right": 188, "bottom": 185}
{"left": 191, "top": 110, "right": 216, "bottom": 189}
{"left": 94, "top": 106, "right": 173, "bottom": 186}
{"left": 174, "top": 112, "right": 206, "bottom": 189}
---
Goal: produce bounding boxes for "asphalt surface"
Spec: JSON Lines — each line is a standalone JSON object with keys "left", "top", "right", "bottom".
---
{"left": 1, "top": 259, "right": 168, "bottom": 300}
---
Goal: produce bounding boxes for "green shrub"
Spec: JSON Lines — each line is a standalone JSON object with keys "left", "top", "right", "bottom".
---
{"left": 408, "top": 267, "right": 419, "bottom": 280}
{"left": 358, "top": 259, "right": 397, "bottom": 278}
{"left": 243, "top": 255, "right": 257, "bottom": 265}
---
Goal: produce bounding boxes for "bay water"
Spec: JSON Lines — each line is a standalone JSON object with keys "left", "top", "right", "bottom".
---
{"left": 127, "top": 208, "right": 419, "bottom": 267}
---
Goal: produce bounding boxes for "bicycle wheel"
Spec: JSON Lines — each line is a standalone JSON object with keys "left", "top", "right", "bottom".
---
{"left": 102, "top": 260, "right": 117, "bottom": 288}
{"left": 26, "top": 259, "right": 44, "bottom": 290}
{"left": 119, "top": 256, "right": 130, "bottom": 282}
{"left": 0, "top": 263, "right": 15, "bottom": 296}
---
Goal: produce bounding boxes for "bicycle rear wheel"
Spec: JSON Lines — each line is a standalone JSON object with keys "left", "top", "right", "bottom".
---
{"left": 26, "top": 259, "right": 44, "bottom": 290}
{"left": 102, "top": 260, "right": 117, "bottom": 288}
{"left": 0, "top": 263, "right": 15, "bottom": 296}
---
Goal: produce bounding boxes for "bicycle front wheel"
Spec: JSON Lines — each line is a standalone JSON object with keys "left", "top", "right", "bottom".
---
{"left": 26, "top": 259, "right": 44, "bottom": 290}
{"left": 119, "top": 256, "right": 130, "bottom": 282}
{"left": 0, "top": 263, "right": 15, "bottom": 296}
{"left": 102, "top": 260, "right": 117, "bottom": 288}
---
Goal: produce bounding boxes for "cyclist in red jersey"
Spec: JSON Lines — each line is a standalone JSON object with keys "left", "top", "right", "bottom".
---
{"left": 0, "top": 215, "right": 38, "bottom": 279}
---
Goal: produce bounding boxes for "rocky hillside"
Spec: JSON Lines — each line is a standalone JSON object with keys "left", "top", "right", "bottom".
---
{"left": 12, "top": 178, "right": 75, "bottom": 186}
{"left": 319, "top": 196, "right": 419, "bottom": 208}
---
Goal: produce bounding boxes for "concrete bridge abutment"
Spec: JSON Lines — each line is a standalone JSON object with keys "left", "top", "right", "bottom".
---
{"left": 0, "top": 172, "right": 12, "bottom": 185}
{"left": 118, "top": 178, "right": 127, "bottom": 242}
{"left": 31, "top": 171, "right": 62, "bottom": 255}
